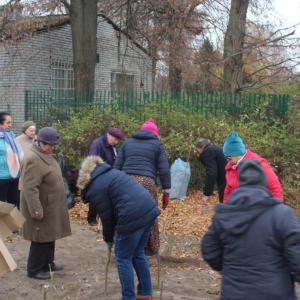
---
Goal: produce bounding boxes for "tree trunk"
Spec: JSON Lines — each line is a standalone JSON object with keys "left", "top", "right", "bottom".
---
{"left": 69, "top": 0, "right": 98, "bottom": 100}
{"left": 168, "top": 36, "right": 182, "bottom": 95}
{"left": 223, "top": 0, "right": 249, "bottom": 94}
{"left": 149, "top": 39, "right": 158, "bottom": 92}
{"left": 169, "top": 63, "right": 182, "bottom": 95}
{"left": 151, "top": 57, "right": 157, "bottom": 91}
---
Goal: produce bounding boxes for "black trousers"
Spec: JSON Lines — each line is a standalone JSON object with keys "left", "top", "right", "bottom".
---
{"left": 27, "top": 241, "right": 55, "bottom": 276}
{"left": 0, "top": 178, "right": 19, "bottom": 208}
{"left": 217, "top": 180, "right": 226, "bottom": 203}
{"left": 87, "top": 202, "right": 97, "bottom": 223}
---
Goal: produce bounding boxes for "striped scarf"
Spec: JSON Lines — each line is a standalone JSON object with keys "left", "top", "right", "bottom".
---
{"left": 0, "top": 128, "right": 24, "bottom": 178}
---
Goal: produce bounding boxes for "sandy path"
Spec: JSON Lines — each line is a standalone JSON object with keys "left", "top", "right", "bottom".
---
{"left": 0, "top": 222, "right": 220, "bottom": 300}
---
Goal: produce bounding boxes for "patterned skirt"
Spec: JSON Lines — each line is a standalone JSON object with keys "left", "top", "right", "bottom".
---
{"left": 128, "top": 174, "right": 159, "bottom": 256}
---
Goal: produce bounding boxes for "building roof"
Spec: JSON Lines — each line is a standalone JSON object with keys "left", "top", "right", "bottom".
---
{"left": 0, "top": 12, "right": 149, "bottom": 56}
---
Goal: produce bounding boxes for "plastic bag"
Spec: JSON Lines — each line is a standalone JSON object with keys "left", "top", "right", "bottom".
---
{"left": 169, "top": 158, "right": 191, "bottom": 199}
{"left": 58, "top": 157, "right": 79, "bottom": 209}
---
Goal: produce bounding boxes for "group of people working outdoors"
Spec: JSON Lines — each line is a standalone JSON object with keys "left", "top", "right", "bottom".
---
{"left": 1, "top": 110, "right": 300, "bottom": 300}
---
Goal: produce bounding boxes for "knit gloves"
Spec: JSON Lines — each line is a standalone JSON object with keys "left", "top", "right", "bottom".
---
{"left": 162, "top": 193, "right": 170, "bottom": 210}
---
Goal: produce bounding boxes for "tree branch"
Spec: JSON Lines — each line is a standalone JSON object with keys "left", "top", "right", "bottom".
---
{"left": 59, "top": 0, "right": 70, "bottom": 11}
{"left": 244, "top": 30, "right": 296, "bottom": 49}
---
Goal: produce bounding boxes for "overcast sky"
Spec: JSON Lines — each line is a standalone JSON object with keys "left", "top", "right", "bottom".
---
{"left": 0, "top": 0, "right": 299, "bottom": 31}
{"left": 274, "top": 0, "right": 300, "bottom": 27}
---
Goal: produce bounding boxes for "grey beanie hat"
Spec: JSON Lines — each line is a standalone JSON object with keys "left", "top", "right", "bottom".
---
{"left": 21, "top": 121, "right": 36, "bottom": 133}
{"left": 37, "top": 127, "right": 60, "bottom": 145}
{"left": 238, "top": 159, "right": 268, "bottom": 187}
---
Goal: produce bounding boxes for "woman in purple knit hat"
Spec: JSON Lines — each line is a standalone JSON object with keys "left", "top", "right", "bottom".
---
{"left": 87, "top": 127, "right": 124, "bottom": 226}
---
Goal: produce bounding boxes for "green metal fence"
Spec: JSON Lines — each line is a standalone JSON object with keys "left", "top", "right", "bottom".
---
{"left": 25, "top": 90, "right": 289, "bottom": 127}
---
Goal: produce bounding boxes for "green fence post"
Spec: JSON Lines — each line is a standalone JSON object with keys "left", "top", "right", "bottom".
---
{"left": 43, "top": 90, "right": 46, "bottom": 126}
{"left": 25, "top": 90, "right": 28, "bottom": 121}
{"left": 285, "top": 94, "right": 289, "bottom": 122}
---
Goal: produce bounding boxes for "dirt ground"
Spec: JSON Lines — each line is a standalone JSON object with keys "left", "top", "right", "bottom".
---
{"left": 2, "top": 192, "right": 300, "bottom": 300}
{"left": 1, "top": 221, "right": 220, "bottom": 300}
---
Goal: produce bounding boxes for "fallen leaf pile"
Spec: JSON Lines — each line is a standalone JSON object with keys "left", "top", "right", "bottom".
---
{"left": 69, "top": 190, "right": 218, "bottom": 262}
{"left": 158, "top": 190, "right": 217, "bottom": 237}
{"left": 157, "top": 190, "right": 218, "bottom": 261}
{"left": 69, "top": 197, "right": 90, "bottom": 223}
{"left": 69, "top": 190, "right": 217, "bottom": 236}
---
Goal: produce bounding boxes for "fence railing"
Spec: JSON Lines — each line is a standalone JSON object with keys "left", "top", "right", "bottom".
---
{"left": 25, "top": 90, "right": 289, "bottom": 127}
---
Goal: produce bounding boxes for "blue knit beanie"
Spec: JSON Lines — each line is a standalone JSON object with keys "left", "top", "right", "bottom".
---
{"left": 223, "top": 132, "right": 246, "bottom": 156}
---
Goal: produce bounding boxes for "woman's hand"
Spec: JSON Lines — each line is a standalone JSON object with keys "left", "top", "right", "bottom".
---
{"left": 34, "top": 214, "right": 43, "bottom": 220}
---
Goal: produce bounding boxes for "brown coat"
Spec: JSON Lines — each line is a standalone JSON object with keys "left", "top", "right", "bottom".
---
{"left": 16, "top": 133, "right": 32, "bottom": 154}
{"left": 20, "top": 144, "right": 71, "bottom": 243}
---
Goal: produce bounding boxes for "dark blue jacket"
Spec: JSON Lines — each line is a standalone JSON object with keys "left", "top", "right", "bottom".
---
{"left": 81, "top": 162, "right": 160, "bottom": 242}
{"left": 202, "top": 186, "right": 300, "bottom": 300}
{"left": 198, "top": 143, "right": 227, "bottom": 200}
{"left": 114, "top": 130, "right": 171, "bottom": 189}
{"left": 89, "top": 134, "right": 116, "bottom": 167}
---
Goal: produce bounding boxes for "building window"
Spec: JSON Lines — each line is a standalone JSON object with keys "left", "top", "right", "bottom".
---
{"left": 51, "top": 57, "right": 74, "bottom": 99}
{"left": 111, "top": 72, "right": 135, "bottom": 93}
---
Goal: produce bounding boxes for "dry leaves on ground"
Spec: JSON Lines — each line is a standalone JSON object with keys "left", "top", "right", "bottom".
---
{"left": 158, "top": 190, "right": 218, "bottom": 237}
{"left": 69, "top": 190, "right": 217, "bottom": 237}
{"left": 69, "top": 190, "right": 218, "bottom": 261}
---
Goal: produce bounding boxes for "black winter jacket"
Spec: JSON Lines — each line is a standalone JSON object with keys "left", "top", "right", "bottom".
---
{"left": 78, "top": 156, "right": 160, "bottom": 243}
{"left": 114, "top": 130, "right": 171, "bottom": 189}
{"left": 198, "top": 143, "right": 227, "bottom": 198}
{"left": 202, "top": 186, "right": 300, "bottom": 300}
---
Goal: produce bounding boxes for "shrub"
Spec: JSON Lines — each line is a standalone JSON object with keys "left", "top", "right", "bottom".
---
{"left": 53, "top": 100, "right": 300, "bottom": 211}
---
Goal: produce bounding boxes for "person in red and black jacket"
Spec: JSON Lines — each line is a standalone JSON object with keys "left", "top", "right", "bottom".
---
{"left": 222, "top": 131, "right": 283, "bottom": 203}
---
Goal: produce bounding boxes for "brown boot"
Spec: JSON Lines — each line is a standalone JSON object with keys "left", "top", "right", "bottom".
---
{"left": 136, "top": 295, "right": 153, "bottom": 300}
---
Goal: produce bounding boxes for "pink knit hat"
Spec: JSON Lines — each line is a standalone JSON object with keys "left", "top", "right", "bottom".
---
{"left": 141, "top": 118, "right": 158, "bottom": 135}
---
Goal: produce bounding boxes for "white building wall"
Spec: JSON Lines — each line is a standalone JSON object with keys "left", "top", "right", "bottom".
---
{"left": 95, "top": 17, "right": 152, "bottom": 93}
{"left": 0, "top": 23, "right": 74, "bottom": 132}
{"left": 0, "top": 44, "right": 28, "bottom": 132}
{"left": 0, "top": 15, "right": 152, "bottom": 133}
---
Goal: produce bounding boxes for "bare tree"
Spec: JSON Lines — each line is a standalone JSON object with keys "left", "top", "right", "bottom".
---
{"left": 100, "top": 0, "right": 206, "bottom": 93}
{"left": 183, "top": 37, "right": 222, "bottom": 92}
{"left": 240, "top": 21, "right": 300, "bottom": 90}
{"left": 205, "top": 0, "right": 300, "bottom": 93}
{"left": 12, "top": 0, "right": 299, "bottom": 95}
{"left": 103, "top": 0, "right": 300, "bottom": 93}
